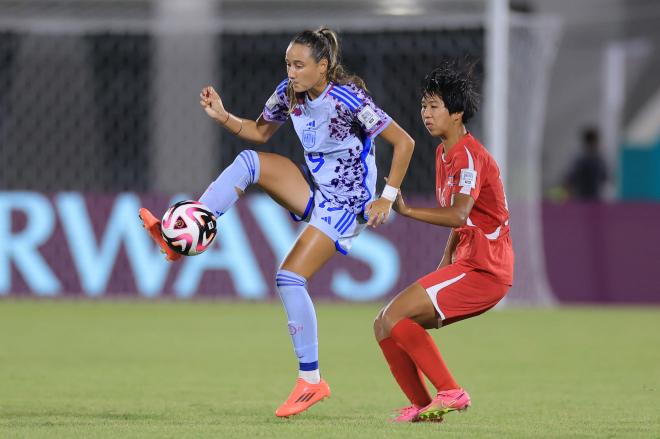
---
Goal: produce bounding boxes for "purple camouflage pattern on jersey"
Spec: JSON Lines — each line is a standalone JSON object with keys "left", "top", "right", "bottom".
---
{"left": 262, "top": 80, "right": 392, "bottom": 214}
{"left": 325, "top": 83, "right": 390, "bottom": 211}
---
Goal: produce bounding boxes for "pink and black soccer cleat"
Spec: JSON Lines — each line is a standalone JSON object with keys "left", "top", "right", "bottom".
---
{"left": 417, "top": 388, "right": 471, "bottom": 422}
{"left": 138, "top": 207, "right": 182, "bottom": 262}
{"left": 390, "top": 405, "right": 423, "bottom": 423}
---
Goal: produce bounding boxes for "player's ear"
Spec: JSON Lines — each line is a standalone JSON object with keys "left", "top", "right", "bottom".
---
{"left": 318, "top": 58, "right": 328, "bottom": 75}
{"left": 453, "top": 111, "right": 464, "bottom": 123}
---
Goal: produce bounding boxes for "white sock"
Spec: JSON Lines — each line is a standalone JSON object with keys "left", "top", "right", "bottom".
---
{"left": 299, "top": 369, "right": 321, "bottom": 384}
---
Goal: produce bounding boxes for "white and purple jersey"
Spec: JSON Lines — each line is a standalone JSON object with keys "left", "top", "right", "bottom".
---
{"left": 262, "top": 79, "right": 392, "bottom": 214}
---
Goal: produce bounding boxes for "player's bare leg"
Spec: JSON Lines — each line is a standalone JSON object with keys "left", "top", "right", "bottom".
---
{"left": 221, "top": 152, "right": 335, "bottom": 417}
{"left": 254, "top": 152, "right": 312, "bottom": 217}
{"left": 141, "top": 150, "right": 333, "bottom": 417}
{"left": 374, "top": 284, "right": 469, "bottom": 422}
{"left": 372, "top": 284, "right": 437, "bottom": 422}
{"left": 202, "top": 151, "right": 336, "bottom": 418}
{"left": 279, "top": 226, "right": 337, "bottom": 278}
{"left": 138, "top": 151, "right": 310, "bottom": 262}
{"left": 374, "top": 283, "right": 439, "bottom": 342}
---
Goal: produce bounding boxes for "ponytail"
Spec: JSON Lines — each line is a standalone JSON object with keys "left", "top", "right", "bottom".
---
{"left": 287, "top": 27, "right": 367, "bottom": 112}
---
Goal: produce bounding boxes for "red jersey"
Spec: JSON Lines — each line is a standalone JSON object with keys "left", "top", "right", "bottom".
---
{"left": 435, "top": 133, "right": 514, "bottom": 285}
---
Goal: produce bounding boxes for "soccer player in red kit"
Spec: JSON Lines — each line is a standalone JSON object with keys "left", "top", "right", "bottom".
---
{"left": 372, "top": 62, "right": 514, "bottom": 423}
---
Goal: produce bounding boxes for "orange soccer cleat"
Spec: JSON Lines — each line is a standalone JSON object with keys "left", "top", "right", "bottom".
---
{"left": 138, "top": 207, "right": 182, "bottom": 262}
{"left": 275, "top": 378, "right": 331, "bottom": 418}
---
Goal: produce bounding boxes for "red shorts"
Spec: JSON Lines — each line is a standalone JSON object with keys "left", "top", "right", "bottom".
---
{"left": 417, "top": 263, "right": 510, "bottom": 326}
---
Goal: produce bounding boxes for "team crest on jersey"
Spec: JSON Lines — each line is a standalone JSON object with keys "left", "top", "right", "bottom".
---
{"left": 302, "top": 120, "right": 317, "bottom": 149}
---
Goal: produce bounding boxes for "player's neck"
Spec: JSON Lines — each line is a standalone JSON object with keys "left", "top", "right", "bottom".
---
{"left": 308, "top": 80, "right": 329, "bottom": 100}
{"left": 442, "top": 125, "right": 468, "bottom": 154}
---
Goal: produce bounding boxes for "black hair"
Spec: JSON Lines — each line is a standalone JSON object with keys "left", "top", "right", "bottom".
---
{"left": 421, "top": 60, "right": 480, "bottom": 123}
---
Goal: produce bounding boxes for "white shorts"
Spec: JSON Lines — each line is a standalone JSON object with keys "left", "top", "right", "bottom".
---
{"left": 290, "top": 188, "right": 368, "bottom": 254}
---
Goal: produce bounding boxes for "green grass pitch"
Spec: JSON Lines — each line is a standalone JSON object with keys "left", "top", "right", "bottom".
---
{"left": 1, "top": 301, "right": 659, "bottom": 438}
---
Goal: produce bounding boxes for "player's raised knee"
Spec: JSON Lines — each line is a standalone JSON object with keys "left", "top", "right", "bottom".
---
{"left": 379, "top": 307, "right": 406, "bottom": 338}
{"left": 373, "top": 309, "right": 387, "bottom": 339}
{"left": 232, "top": 150, "right": 260, "bottom": 186}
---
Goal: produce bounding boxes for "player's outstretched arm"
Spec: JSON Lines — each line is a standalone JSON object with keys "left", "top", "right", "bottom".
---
{"left": 200, "top": 86, "right": 282, "bottom": 144}
{"left": 393, "top": 191, "right": 474, "bottom": 229}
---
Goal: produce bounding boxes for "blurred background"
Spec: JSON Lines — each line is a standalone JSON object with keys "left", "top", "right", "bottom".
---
{"left": 1, "top": 0, "right": 658, "bottom": 305}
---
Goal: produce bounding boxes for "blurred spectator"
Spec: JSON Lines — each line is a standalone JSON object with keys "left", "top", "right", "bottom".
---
{"left": 564, "top": 126, "right": 608, "bottom": 201}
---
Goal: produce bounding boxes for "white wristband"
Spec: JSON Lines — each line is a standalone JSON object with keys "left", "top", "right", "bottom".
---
{"left": 381, "top": 184, "right": 399, "bottom": 202}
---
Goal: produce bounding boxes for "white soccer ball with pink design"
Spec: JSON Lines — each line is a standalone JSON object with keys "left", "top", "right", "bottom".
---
{"left": 160, "top": 200, "right": 217, "bottom": 256}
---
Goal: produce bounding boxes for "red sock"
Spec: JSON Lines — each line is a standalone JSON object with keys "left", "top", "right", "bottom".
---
{"left": 390, "top": 318, "right": 459, "bottom": 392}
{"left": 378, "top": 338, "right": 432, "bottom": 407}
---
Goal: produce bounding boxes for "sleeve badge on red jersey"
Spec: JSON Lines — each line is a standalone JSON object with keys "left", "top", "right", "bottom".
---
{"left": 459, "top": 168, "right": 477, "bottom": 188}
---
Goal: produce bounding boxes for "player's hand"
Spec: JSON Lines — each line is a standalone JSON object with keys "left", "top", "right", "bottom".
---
{"left": 365, "top": 197, "right": 392, "bottom": 228}
{"left": 391, "top": 188, "right": 410, "bottom": 216}
{"left": 200, "top": 86, "right": 228, "bottom": 122}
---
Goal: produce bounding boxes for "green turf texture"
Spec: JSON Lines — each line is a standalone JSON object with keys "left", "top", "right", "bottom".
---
{"left": 1, "top": 301, "right": 659, "bottom": 438}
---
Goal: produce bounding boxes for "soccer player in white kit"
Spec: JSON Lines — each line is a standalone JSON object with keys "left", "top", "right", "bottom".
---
{"left": 138, "top": 28, "right": 415, "bottom": 417}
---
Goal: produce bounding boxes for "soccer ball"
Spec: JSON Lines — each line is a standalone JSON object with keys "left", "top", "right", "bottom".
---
{"left": 160, "top": 200, "right": 217, "bottom": 256}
